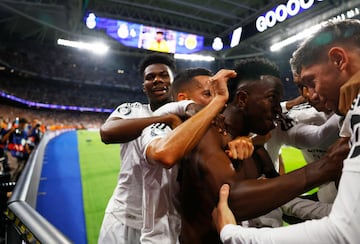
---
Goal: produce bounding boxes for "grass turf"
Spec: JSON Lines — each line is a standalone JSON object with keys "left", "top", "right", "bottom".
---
{"left": 76, "top": 130, "right": 311, "bottom": 243}
{"left": 77, "top": 130, "right": 120, "bottom": 244}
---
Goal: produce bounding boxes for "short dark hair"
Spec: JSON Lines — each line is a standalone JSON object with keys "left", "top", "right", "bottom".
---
{"left": 138, "top": 53, "right": 176, "bottom": 77}
{"left": 291, "top": 19, "right": 360, "bottom": 75}
{"left": 227, "top": 58, "right": 280, "bottom": 103}
{"left": 171, "top": 68, "right": 213, "bottom": 97}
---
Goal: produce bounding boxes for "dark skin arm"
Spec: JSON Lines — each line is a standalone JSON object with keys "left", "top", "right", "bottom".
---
{"left": 100, "top": 114, "right": 181, "bottom": 144}
{"left": 201, "top": 134, "right": 349, "bottom": 221}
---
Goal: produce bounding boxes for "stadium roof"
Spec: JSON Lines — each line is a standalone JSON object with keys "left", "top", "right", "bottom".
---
{"left": 0, "top": 0, "right": 359, "bottom": 59}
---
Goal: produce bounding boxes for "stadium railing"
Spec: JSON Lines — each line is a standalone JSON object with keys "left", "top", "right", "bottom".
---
{"left": 5, "top": 131, "right": 73, "bottom": 243}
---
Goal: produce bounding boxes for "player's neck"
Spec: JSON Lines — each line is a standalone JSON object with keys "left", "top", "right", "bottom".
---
{"left": 150, "top": 99, "right": 172, "bottom": 111}
{"left": 221, "top": 105, "right": 248, "bottom": 137}
{"left": 211, "top": 114, "right": 236, "bottom": 146}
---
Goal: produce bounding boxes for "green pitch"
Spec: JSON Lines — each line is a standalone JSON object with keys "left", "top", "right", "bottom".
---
{"left": 281, "top": 145, "right": 318, "bottom": 195}
{"left": 77, "top": 130, "right": 120, "bottom": 244}
{"left": 76, "top": 130, "right": 309, "bottom": 243}
{"left": 281, "top": 145, "right": 307, "bottom": 172}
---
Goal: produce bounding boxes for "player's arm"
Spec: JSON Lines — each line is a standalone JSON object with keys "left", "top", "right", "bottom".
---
{"left": 206, "top": 137, "right": 349, "bottom": 222}
{"left": 100, "top": 114, "right": 181, "bottom": 144}
{"left": 288, "top": 114, "right": 340, "bottom": 148}
{"left": 229, "top": 137, "right": 348, "bottom": 221}
{"left": 146, "top": 69, "right": 236, "bottom": 168}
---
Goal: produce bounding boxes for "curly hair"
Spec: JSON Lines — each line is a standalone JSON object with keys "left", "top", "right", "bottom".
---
{"left": 227, "top": 58, "right": 280, "bottom": 103}
{"left": 138, "top": 53, "right": 176, "bottom": 77}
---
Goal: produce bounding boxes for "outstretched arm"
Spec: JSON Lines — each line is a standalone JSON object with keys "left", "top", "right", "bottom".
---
{"left": 214, "top": 152, "right": 359, "bottom": 244}
{"left": 100, "top": 114, "right": 181, "bottom": 144}
{"left": 207, "top": 137, "right": 349, "bottom": 222}
{"left": 287, "top": 113, "right": 340, "bottom": 149}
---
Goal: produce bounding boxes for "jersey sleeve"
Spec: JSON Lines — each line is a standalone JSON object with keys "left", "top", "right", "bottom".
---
{"left": 153, "top": 100, "right": 194, "bottom": 116}
{"left": 287, "top": 114, "right": 341, "bottom": 149}
{"left": 108, "top": 102, "right": 145, "bottom": 119}
{"left": 140, "top": 123, "right": 172, "bottom": 165}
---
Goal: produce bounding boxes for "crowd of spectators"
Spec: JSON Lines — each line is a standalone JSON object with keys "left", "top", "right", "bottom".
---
{"left": 0, "top": 69, "right": 146, "bottom": 109}
{"left": 0, "top": 38, "right": 299, "bottom": 128}
{"left": 0, "top": 40, "right": 142, "bottom": 89}
{"left": 1, "top": 104, "right": 108, "bottom": 130}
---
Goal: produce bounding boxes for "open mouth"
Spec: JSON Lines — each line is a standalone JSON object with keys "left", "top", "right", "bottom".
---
{"left": 152, "top": 86, "right": 168, "bottom": 95}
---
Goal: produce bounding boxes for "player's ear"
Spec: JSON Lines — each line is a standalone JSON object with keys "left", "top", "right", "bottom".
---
{"left": 177, "top": 92, "right": 188, "bottom": 101}
{"left": 142, "top": 83, "right": 146, "bottom": 93}
{"left": 235, "top": 90, "right": 248, "bottom": 109}
{"left": 328, "top": 47, "right": 347, "bottom": 70}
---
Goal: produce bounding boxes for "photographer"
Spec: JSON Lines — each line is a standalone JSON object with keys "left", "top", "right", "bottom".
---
{"left": 27, "top": 119, "right": 43, "bottom": 151}
{"left": 2, "top": 117, "right": 31, "bottom": 181}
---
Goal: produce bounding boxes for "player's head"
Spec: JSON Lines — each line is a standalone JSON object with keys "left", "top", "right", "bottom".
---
{"left": 290, "top": 60, "right": 329, "bottom": 113}
{"left": 172, "top": 68, "right": 213, "bottom": 105}
{"left": 227, "top": 58, "right": 283, "bottom": 135}
{"left": 139, "top": 53, "right": 176, "bottom": 77}
{"left": 139, "top": 53, "right": 176, "bottom": 109}
{"left": 291, "top": 19, "right": 360, "bottom": 113}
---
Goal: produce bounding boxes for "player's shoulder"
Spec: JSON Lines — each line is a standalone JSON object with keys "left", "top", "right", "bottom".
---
{"left": 113, "top": 102, "right": 150, "bottom": 118}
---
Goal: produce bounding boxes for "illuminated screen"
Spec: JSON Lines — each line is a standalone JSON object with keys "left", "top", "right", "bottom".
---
{"left": 85, "top": 13, "right": 204, "bottom": 54}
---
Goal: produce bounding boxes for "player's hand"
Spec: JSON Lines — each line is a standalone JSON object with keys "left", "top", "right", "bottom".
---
{"left": 209, "top": 69, "right": 237, "bottom": 102}
{"left": 212, "top": 184, "right": 236, "bottom": 234}
{"left": 324, "top": 137, "right": 350, "bottom": 181}
{"left": 226, "top": 136, "right": 254, "bottom": 160}
{"left": 339, "top": 78, "right": 360, "bottom": 115}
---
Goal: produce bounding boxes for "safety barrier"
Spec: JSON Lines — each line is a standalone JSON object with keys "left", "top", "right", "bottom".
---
{"left": 5, "top": 131, "right": 73, "bottom": 243}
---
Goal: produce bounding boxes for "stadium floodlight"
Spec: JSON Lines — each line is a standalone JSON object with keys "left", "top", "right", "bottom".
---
{"left": 57, "top": 38, "right": 109, "bottom": 55}
{"left": 85, "top": 12, "right": 97, "bottom": 29}
{"left": 230, "top": 27, "right": 242, "bottom": 48}
{"left": 212, "top": 37, "right": 223, "bottom": 51}
{"left": 174, "top": 53, "right": 215, "bottom": 61}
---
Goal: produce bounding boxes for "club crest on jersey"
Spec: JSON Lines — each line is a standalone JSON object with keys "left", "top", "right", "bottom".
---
{"left": 118, "top": 103, "right": 131, "bottom": 115}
